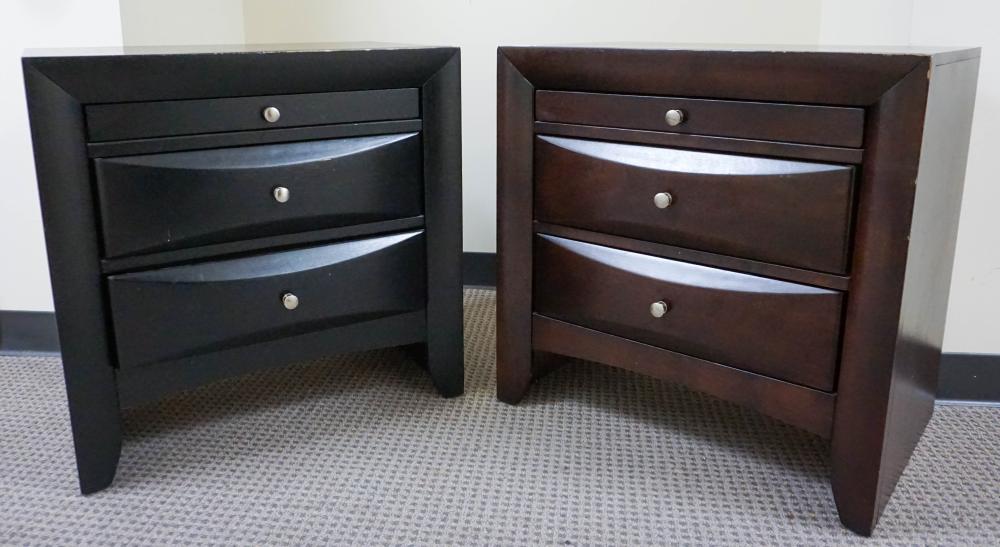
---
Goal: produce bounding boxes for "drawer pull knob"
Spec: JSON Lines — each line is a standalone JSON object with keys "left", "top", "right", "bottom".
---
{"left": 653, "top": 192, "right": 674, "bottom": 209}
{"left": 650, "top": 300, "right": 670, "bottom": 318}
{"left": 262, "top": 106, "right": 281, "bottom": 123}
{"left": 272, "top": 186, "right": 290, "bottom": 203}
{"left": 665, "top": 109, "right": 685, "bottom": 127}
{"left": 282, "top": 292, "right": 299, "bottom": 310}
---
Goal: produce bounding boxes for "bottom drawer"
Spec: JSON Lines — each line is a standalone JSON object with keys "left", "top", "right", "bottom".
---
{"left": 533, "top": 235, "right": 843, "bottom": 391}
{"left": 108, "top": 230, "right": 426, "bottom": 369}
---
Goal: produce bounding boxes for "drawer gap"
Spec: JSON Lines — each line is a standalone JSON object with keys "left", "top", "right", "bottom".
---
{"left": 534, "top": 122, "right": 864, "bottom": 165}
{"left": 533, "top": 222, "right": 850, "bottom": 292}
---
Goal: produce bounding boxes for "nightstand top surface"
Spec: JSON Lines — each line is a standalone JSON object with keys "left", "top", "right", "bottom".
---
{"left": 501, "top": 43, "right": 979, "bottom": 63}
{"left": 24, "top": 42, "right": 451, "bottom": 59}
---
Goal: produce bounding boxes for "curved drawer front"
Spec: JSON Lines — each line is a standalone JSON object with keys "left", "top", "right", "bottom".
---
{"left": 533, "top": 235, "right": 843, "bottom": 391}
{"left": 95, "top": 133, "right": 423, "bottom": 258}
{"left": 535, "top": 136, "right": 855, "bottom": 273}
{"left": 108, "top": 231, "right": 426, "bottom": 369}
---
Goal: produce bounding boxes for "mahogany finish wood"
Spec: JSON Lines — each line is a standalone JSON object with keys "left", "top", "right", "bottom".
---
{"left": 533, "top": 235, "right": 843, "bottom": 391}
{"left": 534, "top": 222, "right": 850, "bottom": 291}
{"left": 534, "top": 135, "right": 855, "bottom": 273}
{"left": 23, "top": 44, "right": 463, "bottom": 494}
{"left": 96, "top": 133, "right": 423, "bottom": 258}
{"left": 532, "top": 315, "right": 836, "bottom": 438}
{"left": 536, "top": 90, "right": 865, "bottom": 147}
{"left": 496, "top": 45, "right": 980, "bottom": 535}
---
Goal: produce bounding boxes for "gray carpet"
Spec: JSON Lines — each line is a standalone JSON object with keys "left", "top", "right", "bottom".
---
{"left": 1, "top": 288, "right": 998, "bottom": 545}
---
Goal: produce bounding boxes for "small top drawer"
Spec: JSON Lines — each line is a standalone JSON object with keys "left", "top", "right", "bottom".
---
{"left": 536, "top": 90, "right": 865, "bottom": 148}
{"left": 85, "top": 88, "right": 419, "bottom": 142}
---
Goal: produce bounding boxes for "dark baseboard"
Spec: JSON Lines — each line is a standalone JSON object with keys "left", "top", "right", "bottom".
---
{"left": 0, "top": 310, "right": 60, "bottom": 354}
{"left": 937, "top": 353, "right": 1000, "bottom": 402}
{"left": 2, "top": 252, "right": 997, "bottom": 404}
{"left": 463, "top": 251, "right": 497, "bottom": 287}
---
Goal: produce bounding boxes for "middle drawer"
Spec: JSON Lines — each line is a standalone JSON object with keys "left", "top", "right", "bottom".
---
{"left": 95, "top": 132, "right": 423, "bottom": 258}
{"left": 535, "top": 135, "right": 855, "bottom": 274}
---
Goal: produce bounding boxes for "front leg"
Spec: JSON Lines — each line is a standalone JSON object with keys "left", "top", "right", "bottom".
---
{"left": 62, "top": 359, "right": 123, "bottom": 494}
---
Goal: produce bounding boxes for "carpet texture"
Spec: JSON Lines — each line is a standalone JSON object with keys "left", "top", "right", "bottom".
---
{"left": 1, "top": 288, "right": 998, "bottom": 545}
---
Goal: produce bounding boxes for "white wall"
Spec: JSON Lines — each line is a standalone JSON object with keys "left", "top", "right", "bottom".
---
{"left": 119, "top": 0, "right": 244, "bottom": 46}
{"left": 817, "top": 0, "right": 999, "bottom": 353}
{"left": 909, "top": 0, "right": 1000, "bottom": 353}
{"left": 1, "top": 0, "right": 123, "bottom": 311}
{"left": 4, "top": 0, "right": 997, "bottom": 355}
{"left": 819, "top": 0, "right": 913, "bottom": 44}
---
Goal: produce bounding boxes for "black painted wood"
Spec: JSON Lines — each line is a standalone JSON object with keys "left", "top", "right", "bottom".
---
{"left": 22, "top": 60, "right": 123, "bottom": 495}
{"left": 25, "top": 44, "right": 456, "bottom": 103}
{"left": 420, "top": 51, "right": 465, "bottom": 397}
{"left": 22, "top": 44, "right": 463, "bottom": 493}
{"left": 109, "top": 231, "right": 426, "bottom": 370}
{"left": 96, "top": 133, "right": 423, "bottom": 258}
{"left": 86, "top": 88, "right": 418, "bottom": 142}
{"left": 116, "top": 311, "right": 427, "bottom": 408}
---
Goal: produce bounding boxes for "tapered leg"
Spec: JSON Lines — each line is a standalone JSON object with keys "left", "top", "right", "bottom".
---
{"left": 24, "top": 67, "right": 124, "bottom": 494}
{"left": 496, "top": 356, "right": 532, "bottom": 405}
{"left": 426, "top": 332, "right": 464, "bottom": 398}
{"left": 497, "top": 350, "right": 568, "bottom": 404}
{"left": 402, "top": 339, "right": 463, "bottom": 397}
{"left": 421, "top": 50, "right": 464, "bottom": 399}
{"left": 830, "top": 454, "right": 879, "bottom": 536}
{"left": 62, "top": 362, "right": 123, "bottom": 494}
{"left": 496, "top": 52, "right": 536, "bottom": 406}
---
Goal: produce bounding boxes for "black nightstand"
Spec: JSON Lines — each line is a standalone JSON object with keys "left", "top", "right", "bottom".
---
{"left": 23, "top": 43, "right": 464, "bottom": 493}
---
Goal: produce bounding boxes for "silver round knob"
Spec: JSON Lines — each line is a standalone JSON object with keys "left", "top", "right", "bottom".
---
{"left": 653, "top": 192, "right": 674, "bottom": 209}
{"left": 650, "top": 301, "right": 670, "bottom": 318}
{"left": 282, "top": 293, "right": 299, "bottom": 310}
{"left": 272, "top": 186, "right": 290, "bottom": 203}
{"left": 262, "top": 106, "right": 281, "bottom": 123}
{"left": 665, "top": 109, "right": 685, "bottom": 127}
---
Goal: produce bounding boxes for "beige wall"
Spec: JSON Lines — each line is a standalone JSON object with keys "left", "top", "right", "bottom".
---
{"left": 1, "top": 0, "right": 122, "bottom": 312}
{"left": 4, "top": 0, "right": 997, "bottom": 355}
{"left": 120, "top": 0, "right": 244, "bottom": 46}
{"left": 909, "top": 0, "right": 1000, "bottom": 353}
